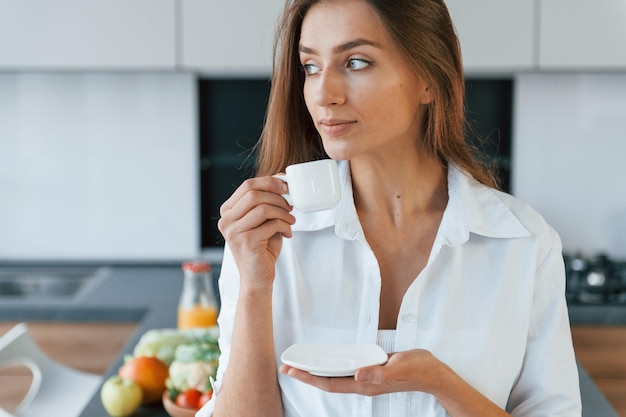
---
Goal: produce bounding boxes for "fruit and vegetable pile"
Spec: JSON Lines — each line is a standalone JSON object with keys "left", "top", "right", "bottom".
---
{"left": 100, "top": 327, "right": 219, "bottom": 417}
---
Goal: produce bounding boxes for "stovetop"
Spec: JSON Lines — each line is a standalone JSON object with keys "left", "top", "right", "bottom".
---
{"left": 564, "top": 253, "right": 626, "bottom": 305}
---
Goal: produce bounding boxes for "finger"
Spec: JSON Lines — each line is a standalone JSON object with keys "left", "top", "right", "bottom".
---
{"left": 354, "top": 366, "right": 384, "bottom": 384}
{"left": 239, "top": 190, "right": 293, "bottom": 221}
{"left": 220, "top": 190, "right": 292, "bottom": 237}
{"left": 226, "top": 177, "right": 287, "bottom": 208}
{"left": 220, "top": 203, "right": 295, "bottom": 241}
{"left": 353, "top": 353, "right": 388, "bottom": 383}
{"left": 238, "top": 218, "right": 294, "bottom": 245}
{"left": 280, "top": 366, "right": 360, "bottom": 394}
{"left": 221, "top": 177, "right": 289, "bottom": 215}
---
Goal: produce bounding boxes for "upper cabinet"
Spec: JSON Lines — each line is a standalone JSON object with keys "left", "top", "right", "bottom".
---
{"left": 446, "top": 0, "right": 535, "bottom": 74}
{"left": 539, "top": 0, "right": 626, "bottom": 70}
{"left": 180, "top": 0, "right": 285, "bottom": 76}
{"left": 0, "top": 0, "right": 176, "bottom": 70}
{"left": 1, "top": 1, "right": 624, "bottom": 73}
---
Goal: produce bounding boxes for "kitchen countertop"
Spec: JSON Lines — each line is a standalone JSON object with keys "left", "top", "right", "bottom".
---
{"left": 0, "top": 263, "right": 182, "bottom": 417}
{"left": 0, "top": 263, "right": 620, "bottom": 417}
{"left": 78, "top": 265, "right": 184, "bottom": 417}
{"left": 569, "top": 303, "right": 626, "bottom": 326}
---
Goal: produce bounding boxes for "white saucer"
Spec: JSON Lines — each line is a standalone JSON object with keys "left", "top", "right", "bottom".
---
{"left": 281, "top": 344, "right": 388, "bottom": 377}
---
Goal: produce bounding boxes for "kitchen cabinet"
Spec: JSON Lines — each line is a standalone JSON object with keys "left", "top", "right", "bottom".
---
{"left": 572, "top": 325, "right": 626, "bottom": 416}
{"left": 448, "top": 0, "right": 626, "bottom": 73}
{"left": 2, "top": 1, "right": 624, "bottom": 73}
{"left": 0, "top": 322, "right": 137, "bottom": 413}
{"left": 539, "top": 0, "right": 626, "bottom": 70}
{"left": 0, "top": 0, "right": 176, "bottom": 70}
{"left": 445, "top": 0, "right": 535, "bottom": 73}
{"left": 180, "top": 0, "right": 285, "bottom": 75}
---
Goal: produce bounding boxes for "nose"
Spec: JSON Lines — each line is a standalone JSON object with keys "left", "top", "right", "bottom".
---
{"left": 314, "top": 68, "right": 346, "bottom": 107}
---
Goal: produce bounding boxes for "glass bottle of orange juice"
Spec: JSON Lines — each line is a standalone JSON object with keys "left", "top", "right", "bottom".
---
{"left": 178, "top": 261, "right": 218, "bottom": 329}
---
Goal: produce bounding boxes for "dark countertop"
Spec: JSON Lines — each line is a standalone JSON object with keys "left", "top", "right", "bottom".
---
{"left": 0, "top": 264, "right": 621, "bottom": 417}
{"left": 569, "top": 303, "right": 626, "bottom": 326}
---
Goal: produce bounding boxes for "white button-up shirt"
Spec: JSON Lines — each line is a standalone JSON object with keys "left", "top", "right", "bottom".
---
{"left": 199, "top": 161, "right": 581, "bottom": 417}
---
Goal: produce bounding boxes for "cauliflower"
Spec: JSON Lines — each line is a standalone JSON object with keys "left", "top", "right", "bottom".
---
{"left": 133, "top": 329, "right": 195, "bottom": 366}
{"left": 166, "top": 341, "right": 220, "bottom": 394}
{"left": 133, "top": 327, "right": 219, "bottom": 366}
{"left": 167, "top": 360, "right": 217, "bottom": 392}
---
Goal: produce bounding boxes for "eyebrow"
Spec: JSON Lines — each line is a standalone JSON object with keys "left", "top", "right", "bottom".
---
{"left": 299, "top": 38, "right": 381, "bottom": 55}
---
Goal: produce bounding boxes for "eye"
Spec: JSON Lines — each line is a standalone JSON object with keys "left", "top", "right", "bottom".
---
{"left": 302, "top": 63, "right": 321, "bottom": 75}
{"left": 347, "top": 58, "right": 372, "bottom": 70}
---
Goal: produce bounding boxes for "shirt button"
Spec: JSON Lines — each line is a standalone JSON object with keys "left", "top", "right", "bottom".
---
{"left": 402, "top": 313, "right": 417, "bottom": 323}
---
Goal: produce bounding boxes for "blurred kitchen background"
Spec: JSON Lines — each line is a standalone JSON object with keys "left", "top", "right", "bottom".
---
{"left": 1, "top": 1, "right": 626, "bottom": 416}
{"left": 1, "top": 0, "right": 625, "bottom": 264}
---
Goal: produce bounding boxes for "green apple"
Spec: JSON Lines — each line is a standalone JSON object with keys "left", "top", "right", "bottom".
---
{"left": 100, "top": 375, "right": 143, "bottom": 417}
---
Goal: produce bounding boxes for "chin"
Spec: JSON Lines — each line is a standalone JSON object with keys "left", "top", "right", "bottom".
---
{"left": 321, "top": 144, "right": 356, "bottom": 162}
{"left": 323, "top": 152, "right": 352, "bottom": 162}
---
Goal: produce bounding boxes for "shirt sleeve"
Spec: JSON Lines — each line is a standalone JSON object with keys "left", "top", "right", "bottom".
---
{"left": 196, "top": 244, "right": 240, "bottom": 417}
{"left": 506, "top": 229, "right": 582, "bottom": 416}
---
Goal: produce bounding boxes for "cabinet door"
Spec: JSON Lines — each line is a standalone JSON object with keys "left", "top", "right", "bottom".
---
{"left": 445, "top": 0, "right": 535, "bottom": 73}
{"left": 539, "top": 0, "right": 626, "bottom": 69}
{"left": 181, "top": 0, "right": 285, "bottom": 75}
{"left": 571, "top": 326, "right": 626, "bottom": 415}
{"left": 0, "top": 0, "right": 176, "bottom": 70}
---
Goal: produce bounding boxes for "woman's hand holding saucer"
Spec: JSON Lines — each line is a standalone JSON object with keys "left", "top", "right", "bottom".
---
{"left": 279, "top": 349, "right": 443, "bottom": 397}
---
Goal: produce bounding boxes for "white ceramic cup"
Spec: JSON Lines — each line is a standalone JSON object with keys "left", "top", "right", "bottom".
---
{"left": 273, "top": 159, "right": 341, "bottom": 212}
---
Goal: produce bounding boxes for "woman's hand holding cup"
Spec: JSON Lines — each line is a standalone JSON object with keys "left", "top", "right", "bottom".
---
{"left": 218, "top": 159, "right": 341, "bottom": 290}
{"left": 218, "top": 176, "right": 296, "bottom": 290}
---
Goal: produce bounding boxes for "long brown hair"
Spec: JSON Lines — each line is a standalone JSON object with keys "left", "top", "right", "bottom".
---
{"left": 256, "top": 0, "right": 498, "bottom": 189}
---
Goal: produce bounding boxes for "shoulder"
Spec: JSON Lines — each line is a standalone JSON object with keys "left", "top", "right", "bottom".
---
{"left": 493, "top": 187, "right": 553, "bottom": 236}
{"left": 485, "top": 186, "right": 560, "bottom": 262}
{"left": 489, "top": 188, "right": 552, "bottom": 232}
{"left": 451, "top": 165, "right": 559, "bottom": 259}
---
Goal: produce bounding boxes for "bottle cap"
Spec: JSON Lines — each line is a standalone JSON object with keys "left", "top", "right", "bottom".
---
{"left": 182, "top": 261, "right": 211, "bottom": 273}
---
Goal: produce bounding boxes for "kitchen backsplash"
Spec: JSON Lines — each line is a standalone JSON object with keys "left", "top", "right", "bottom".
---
{"left": 513, "top": 73, "right": 626, "bottom": 259}
{"left": 0, "top": 73, "right": 199, "bottom": 261}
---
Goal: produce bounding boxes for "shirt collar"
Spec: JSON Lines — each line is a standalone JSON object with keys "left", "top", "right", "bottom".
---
{"left": 290, "top": 161, "right": 530, "bottom": 244}
{"left": 441, "top": 164, "right": 530, "bottom": 247}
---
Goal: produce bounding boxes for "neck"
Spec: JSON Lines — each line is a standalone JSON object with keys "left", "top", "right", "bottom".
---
{"left": 350, "top": 153, "right": 448, "bottom": 221}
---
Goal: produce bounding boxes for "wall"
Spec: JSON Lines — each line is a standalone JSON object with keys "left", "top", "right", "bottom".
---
{"left": 0, "top": 73, "right": 199, "bottom": 261}
{"left": 513, "top": 73, "right": 626, "bottom": 258}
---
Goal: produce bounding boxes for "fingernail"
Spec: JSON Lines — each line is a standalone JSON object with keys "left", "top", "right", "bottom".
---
{"left": 280, "top": 183, "right": 288, "bottom": 193}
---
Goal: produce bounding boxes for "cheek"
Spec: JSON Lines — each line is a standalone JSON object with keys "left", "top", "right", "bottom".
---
{"left": 349, "top": 85, "right": 378, "bottom": 117}
{"left": 302, "top": 82, "right": 317, "bottom": 117}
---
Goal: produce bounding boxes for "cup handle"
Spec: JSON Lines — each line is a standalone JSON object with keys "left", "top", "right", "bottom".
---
{"left": 272, "top": 174, "right": 293, "bottom": 206}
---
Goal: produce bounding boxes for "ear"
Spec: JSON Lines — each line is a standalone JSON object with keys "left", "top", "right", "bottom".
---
{"left": 419, "top": 85, "right": 432, "bottom": 105}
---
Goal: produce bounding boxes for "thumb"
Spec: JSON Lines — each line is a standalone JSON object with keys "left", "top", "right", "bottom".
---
{"left": 355, "top": 365, "right": 386, "bottom": 384}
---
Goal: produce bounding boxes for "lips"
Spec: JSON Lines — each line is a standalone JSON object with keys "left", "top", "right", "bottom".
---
{"left": 318, "top": 119, "right": 357, "bottom": 137}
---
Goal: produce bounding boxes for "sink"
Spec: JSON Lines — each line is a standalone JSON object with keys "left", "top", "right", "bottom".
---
{"left": 0, "top": 266, "right": 108, "bottom": 300}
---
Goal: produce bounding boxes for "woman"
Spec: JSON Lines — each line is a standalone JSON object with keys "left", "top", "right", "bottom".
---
{"left": 200, "top": 0, "right": 582, "bottom": 416}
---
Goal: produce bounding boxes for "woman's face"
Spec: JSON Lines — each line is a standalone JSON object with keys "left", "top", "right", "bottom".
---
{"left": 299, "top": 0, "right": 432, "bottom": 162}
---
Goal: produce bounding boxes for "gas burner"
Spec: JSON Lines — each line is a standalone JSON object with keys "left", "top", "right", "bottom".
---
{"left": 564, "top": 253, "right": 626, "bottom": 304}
